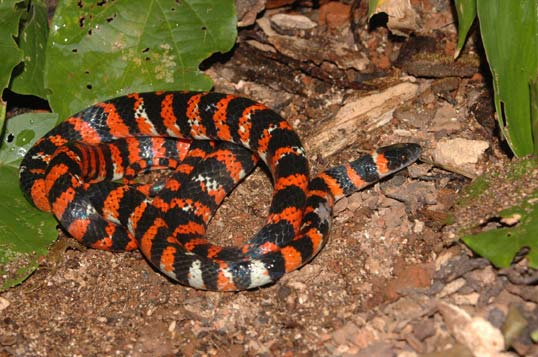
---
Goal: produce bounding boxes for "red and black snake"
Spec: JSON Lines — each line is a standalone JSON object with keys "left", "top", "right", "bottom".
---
{"left": 19, "top": 91, "right": 421, "bottom": 291}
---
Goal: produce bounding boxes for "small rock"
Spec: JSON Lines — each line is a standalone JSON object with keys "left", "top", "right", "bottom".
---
{"left": 371, "top": 316, "right": 387, "bottom": 332}
{"left": 405, "top": 332, "right": 425, "bottom": 353}
{"left": 432, "top": 138, "right": 489, "bottom": 177}
{"left": 332, "top": 321, "right": 360, "bottom": 345}
{"left": 406, "top": 163, "right": 432, "bottom": 179}
{"left": 428, "top": 103, "right": 461, "bottom": 132}
{"left": 413, "top": 219, "right": 425, "bottom": 233}
{"left": 382, "top": 204, "right": 407, "bottom": 229}
{"left": 351, "top": 326, "right": 380, "bottom": 349}
{"left": 271, "top": 13, "right": 317, "bottom": 34}
{"left": 356, "top": 341, "right": 394, "bottom": 357}
{"left": 434, "top": 247, "right": 461, "bottom": 271}
{"left": 393, "top": 104, "right": 436, "bottom": 129}
{"left": 236, "top": 0, "right": 266, "bottom": 27}
{"left": 411, "top": 319, "right": 435, "bottom": 341}
{"left": 382, "top": 180, "right": 437, "bottom": 212}
{"left": 438, "top": 302, "right": 505, "bottom": 356}
{"left": 436, "top": 277, "right": 466, "bottom": 298}
{"left": 167, "top": 320, "right": 177, "bottom": 335}
{"left": 434, "top": 138, "right": 489, "bottom": 165}
{"left": 435, "top": 255, "right": 490, "bottom": 283}
{"left": 333, "top": 196, "right": 349, "bottom": 214}
{"left": 505, "top": 284, "right": 538, "bottom": 304}
{"left": 464, "top": 265, "right": 497, "bottom": 290}
{"left": 287, "top": 281, "right": 307, "bottom": 291}
{"left": 365, "top": 255, "right": 384, "bottom": 276}
{"left": 453, "top": 292, "right": 480, "bottom": 306}
{"left": 319, "top": 2, "right": 350, "bottom": 29}
{"left": 0, "top": 297, "right": 10, "bottom": 311}
{"left": 384, "top": 263, "right": 435, "bottom": 300}
{"left": 384, "top": 296, "right": 434, "bottom": 321}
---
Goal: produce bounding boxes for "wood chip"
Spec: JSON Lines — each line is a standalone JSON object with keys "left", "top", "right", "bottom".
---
{"left": 310, "top": 82, "right": 419, "bottom": 157}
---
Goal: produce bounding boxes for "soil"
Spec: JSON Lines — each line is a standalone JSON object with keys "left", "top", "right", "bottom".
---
{"left": 1, "top": 1, "right": 537, "bottom": 356}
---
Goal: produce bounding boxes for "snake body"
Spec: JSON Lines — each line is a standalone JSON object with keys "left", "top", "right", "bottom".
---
{"left": 20, "top": 91, "right": 421, "bottom": 291}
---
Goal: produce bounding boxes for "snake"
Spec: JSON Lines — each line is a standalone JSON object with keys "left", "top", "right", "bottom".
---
{"left": 19, "top": 91, "right": 421, "bottom": 291}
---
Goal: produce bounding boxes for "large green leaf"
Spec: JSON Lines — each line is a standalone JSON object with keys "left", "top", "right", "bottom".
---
{"left": 10, "top": 0, "right": 49, "bottom": 99}
{"left": 461, "top": 157, "right": 538, "bottom": 269}
{"left": 45, "top": 0, "right": 237, "bottom": 120}
{"left": 454, "top": 0, "right": 476, "bottom": 58}
{"left": 0, "top": 112, "right": 58, "bottom": 291}
{"left": 531, "top": 76, "right": 538, "bottom": 154}
{"left": 0, "top": 0, "right": 25, "bottom": 95}
{"left": 477, "top": 0, "right": 538, "bottom": 156}
{"left": 463, "top": 191, "right": 538, "bottom": 269}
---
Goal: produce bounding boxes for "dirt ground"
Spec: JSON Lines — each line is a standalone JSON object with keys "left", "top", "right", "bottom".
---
{"left": 1, "top": 1, "right": 537, "bottom": 356}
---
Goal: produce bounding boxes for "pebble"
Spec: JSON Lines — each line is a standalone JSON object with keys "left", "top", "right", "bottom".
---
{"left": 332, "top": 321, "right": 360, "bottom": 345}
{"left": 438, "top": 302, "right": 506, "bottom": 356}
{"left": 0, "top": 297, "right": 10, "bottom": 311}
{"left": 413, "top": 219, "right": 425, "bottom": 233}
{"left": 435, "top": 138, "right": 489, "bottom": 165}
{"left": 453, "top": 292, "right": 480, "bottom": 306}
{"left": 384, "top": 263, "right": 435, "bottom": 300}
{"left": 355, "top": 341, "right": 394, "bottom": 357}
{"left": 429, "top": 103, "right": 462, "bottom": 132}
{"left": 319, "top": 2, "right": 350, "bottom": 29}
{"left": 432, "top": 138, "right": 489, "bottom": 176}
{"left": 434, "top": 248, "right": 460, "bottom": 270}
{"left": 168, "top": 320, "right": 176, "bottom": 333}
{"left": 411, "top": 319, "right": 435, "bottom": 341}
{"left": 465, "top": 265, "right": 497, "bottom": 288}
{"left": 352, "top": 326, "right": 379, "bottom": 349}
{"left": 406, "top": 163, "right": 432, "bottom": 178}
{"left": 437, "top": 277, "right": 466, "bottom": 298}
{"left": 270, "top": 13, "right": 317, "bottom": 32}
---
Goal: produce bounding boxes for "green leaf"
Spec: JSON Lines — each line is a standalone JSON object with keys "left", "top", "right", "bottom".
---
{"left": 45, "top": 0, "right": 237, "bottom": 120}
{"left": 0, "top": 112, "right": 58, "bottom": 167}
{"left": 531, "top": 76, "right": 538, "bottom": 154}
{"left": 477, "top": 0, "right": 538, "bottom": 156}
{"left": 454, "top": 0, "right": 476, "bottom": 58}
{"left": 0, "top": 0, "right": 25, "bottom": 95}
{"left": 10, "top": 0, "right": 49, "bottom": 99}
{"left": 367, "top": 0, "right": 381, "bottom": 18}
{"left": 463, "top": 191, "right": 538, "bottom": 269}
{"left": 0, "top": 102, "right": 5, "bottom": 136}
{"left": 0, "top": 112, "right": 59, "bottom": 291}
{"left": 461, "top": 157, "right": 538, "bottom": 269}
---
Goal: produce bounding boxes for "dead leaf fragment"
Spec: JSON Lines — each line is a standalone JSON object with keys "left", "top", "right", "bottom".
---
{"left": 369, "top": 0, "right": 419, "bottom": 36}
